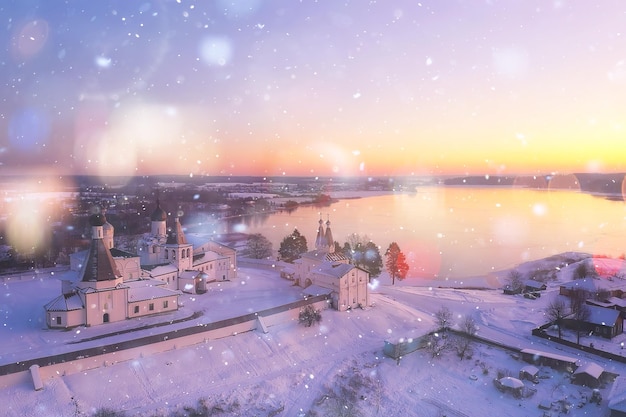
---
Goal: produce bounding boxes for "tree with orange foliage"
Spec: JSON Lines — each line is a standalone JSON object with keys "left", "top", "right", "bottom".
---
{"left": 385, "top": 242, "right": 409, "bottom": 285}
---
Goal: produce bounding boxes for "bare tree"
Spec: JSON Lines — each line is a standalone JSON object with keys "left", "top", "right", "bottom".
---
{"left": 244, "top": 233, "right": 273, "bottom": 259}
{"left": 425, "top": 332, "right": 448, "bottom": 359}
{"left": 455, "top": 315, "right": 478, "bottom": 360}
{"left": 434, "top": 306, "right": 454, "bottom": 334}
{"left": 506, "top": 270, "right": 524, "bottom": 293}
{"left": 544, "top": 296, "right": 568, "bottom": 339}
{"left": 574, "top": 260, "right": 597, "bottom": 280}
{"left": 570, "top": 289, "right": 591, "bottom": 344}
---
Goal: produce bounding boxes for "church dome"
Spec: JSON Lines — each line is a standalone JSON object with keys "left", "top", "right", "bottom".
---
{"left": 89, "top": 213, "right": 106, "bottom": 227}
{"left": 151, "top": 204, "right": 167, "bottom": 221}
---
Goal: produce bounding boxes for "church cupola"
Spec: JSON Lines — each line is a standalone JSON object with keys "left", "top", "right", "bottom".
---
{"left": 150, "top": 199, "right": 167, "bottom": 238}
{"left": 150, "top": 201, "right": 167, "bottom": 222}
{"left": 90, "top": 212, "right": 106, "bottom": 240}
{"left": 315, "top": 216, "right": 326, "bottom": 251}
{"left": 324, "top": 216, "right": 335, "bottom": 253}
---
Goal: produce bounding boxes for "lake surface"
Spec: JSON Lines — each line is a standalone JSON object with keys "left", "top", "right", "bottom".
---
{"left": 221, "top": 187, "right": 626, "bottom": 279}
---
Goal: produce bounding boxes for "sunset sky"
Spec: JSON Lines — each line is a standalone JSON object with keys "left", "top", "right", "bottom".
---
{"left": 2, "top": 0, "right": 626, "bottom": 178}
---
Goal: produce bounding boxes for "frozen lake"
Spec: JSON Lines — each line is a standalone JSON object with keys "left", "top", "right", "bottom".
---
{"left": 221, "top": 187, "right": 626, "bottom": 279}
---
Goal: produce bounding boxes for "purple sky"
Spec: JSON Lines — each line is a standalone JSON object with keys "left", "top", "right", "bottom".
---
{"left": 2, "top": 1, "right": 626, "bottom": 177}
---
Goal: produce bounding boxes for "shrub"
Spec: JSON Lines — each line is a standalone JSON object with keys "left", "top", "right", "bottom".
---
{"left": 299, "top": 305, "right": 322, "bottom": 327}
{"left": 92, "top": 408, "right": 127, "bottom": 417}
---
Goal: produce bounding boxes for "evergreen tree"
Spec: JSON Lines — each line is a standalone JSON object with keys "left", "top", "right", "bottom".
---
{"left": 352, "top": 241, "right": 383, "bottom": 278}
{"left": 385, "top": 242, "right": 409, "bottom": 285}
{"left": 278, "top": 228, "right": 308, "bottom": 262}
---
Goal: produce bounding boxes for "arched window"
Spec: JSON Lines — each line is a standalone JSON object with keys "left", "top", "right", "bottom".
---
{"left": 186, "top": 248, "right": 190, "bottom": 258}
{"left": 172, "top": 250, "right": 176, "bottom": 260}
{"left": 165, "top": 250, "right": 168, "bottom": 259}
{"left": 153, "top": 246, "right": 157, "bottom": 254}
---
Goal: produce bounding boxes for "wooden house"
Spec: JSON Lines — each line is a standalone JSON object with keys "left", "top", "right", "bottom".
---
{"left": 520, "top": 348, "right": 579, "bottom": 372}
{"left": 578, "top": 305, "right": 623, "bottom": 339}
{"left": 572, "top": 362, "right": 605, "bottom": 388}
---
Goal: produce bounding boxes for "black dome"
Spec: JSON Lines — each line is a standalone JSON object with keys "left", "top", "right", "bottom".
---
{"left": 89, "top": 213, "right": 106, "bottom": 227}
{"left": 151, "top": 204, "right": 167, "bottom": 221}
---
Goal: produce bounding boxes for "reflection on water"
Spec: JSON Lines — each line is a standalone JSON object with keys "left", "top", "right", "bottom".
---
{"left": 221, "top": 187, "right": 626, "bottom": 280}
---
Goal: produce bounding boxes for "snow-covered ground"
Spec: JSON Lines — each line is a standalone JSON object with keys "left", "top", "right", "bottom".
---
{"left": 2, "top": 255, "right": 626, "bottom": 416}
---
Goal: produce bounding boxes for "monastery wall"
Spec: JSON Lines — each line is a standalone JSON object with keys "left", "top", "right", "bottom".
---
{"left": 0, "top": 297, "right": 330, "bottom": 390}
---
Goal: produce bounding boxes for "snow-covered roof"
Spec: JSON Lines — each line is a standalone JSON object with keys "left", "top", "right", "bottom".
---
{"left": 143, "top": 263, "right": 178, "bottom": 276}
{"left": 560, "top": 278, "right": 597, "bottom": 292}
{"left": 520, "top": 365, "right": 539, "bottom": 376}
{"left": 124, "top": 278, "right": 167, "bottom": 289}
{"left": 561, "top": 277, "right": 625, "bottom": 292}
{"left": 179, "top": 270, "right": 203, "bottom": 280}
{"left": 498, "top": 377, "right": 524, "bottom": 389}
{"left": 127, "top": 282, "right": 180, "bottom": 303}
{"left": 314, "top": 262, "right": 355, "bottom": 278}
{"left": 586, "top": 305, "right": 620, "bottom": 326}
{"left": 193, "top": 250, "right": 222, "bottom": 265}
{"left": 608, "top": 297, "right": 626, "bottom": 308}
{"left": 524, "top": 279, "right": 545, "bottom": 289}
{"left": 44, "top": 292, "right": 84, "bottom": 312}
{"left": 573, "top": 362, "right": 604, "bottom": 379}
{"left": 586, "top": 299, "right": 614, "bottom": 308}
{"left": 609, "top": 376, "right": 626, "bottom": 412}
{"left": 302, "top": 285, "right": 333, "bottom": 297}
{"left": 520, "top": 348, "right": 579, "bottom": 365}
{"left": 301, "top": 250, "right": 348, "bottom": 263}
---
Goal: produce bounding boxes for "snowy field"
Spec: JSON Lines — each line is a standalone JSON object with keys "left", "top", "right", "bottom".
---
{"left": 2, "top": 256, "right": 626, "bottom": 416}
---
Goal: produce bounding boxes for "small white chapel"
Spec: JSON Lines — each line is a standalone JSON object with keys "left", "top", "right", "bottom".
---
{"left": 294, "top": 217, "right": 370, "bottom": 311}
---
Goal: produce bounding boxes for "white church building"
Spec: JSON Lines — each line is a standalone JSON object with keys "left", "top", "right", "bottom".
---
{"left": 45, "top": 201, "right": 237, "bottom": 328}
{"left": 294, "top": 217, "right": 370, "bottom": 311}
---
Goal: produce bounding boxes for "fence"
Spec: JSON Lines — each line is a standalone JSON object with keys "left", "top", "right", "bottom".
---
{"left": 532, "top": 323, "right": 626, "bottom": 364}
{"left": 0, "top": 294, "right": 330, "bottom": 389}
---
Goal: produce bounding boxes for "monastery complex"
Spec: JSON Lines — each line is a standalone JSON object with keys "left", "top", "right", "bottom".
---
{"left": 43, "top": 200, "right": 371, "bottom": 329}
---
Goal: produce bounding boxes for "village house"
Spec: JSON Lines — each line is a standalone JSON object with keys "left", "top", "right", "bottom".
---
{"left": 577, "top": 305, "right": 623, "bottom": 339}
{"left": 294, "top": 217, "right": 370, "bottom": 311}
{"left": 520, "top": 348, "right": 580, "bottom": 372}
{"left": 572, "top": 362, "right": 606, "bottom": 388}
{"left": 559, "top": 277, "right": 625, "bottom": 299}
{"left": 524, "top": 279, "right": 547, "bottom": 293}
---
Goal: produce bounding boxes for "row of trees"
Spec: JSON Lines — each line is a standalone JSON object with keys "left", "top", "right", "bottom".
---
{"left": 427, "top": 306, "right": 479, "bottom": 360}
{"left": 243, "top": 229, "right": 410, "bottom": 283}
